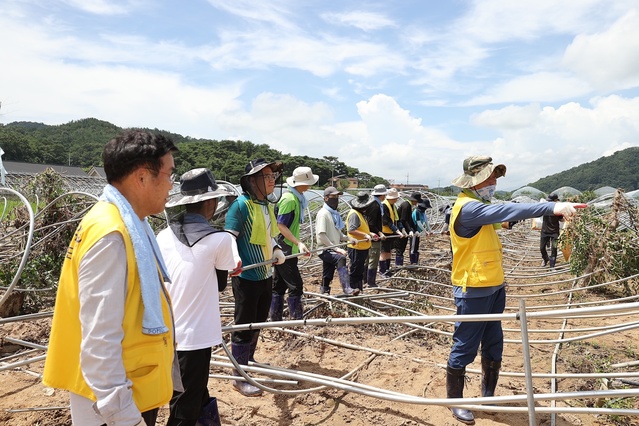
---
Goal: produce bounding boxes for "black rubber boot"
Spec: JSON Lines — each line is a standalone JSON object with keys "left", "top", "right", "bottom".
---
{"left": 196, "top": 397, "right": 221, "bottom": 426}
{"left": 287, "top": 296, "right": 303, "bottom": 320}
{"left": 481, "top": 358, "right": 501, "bottom": 397}
{"left": 549, "top": 256, "right": 556, "bottom": 268}
{"left": 395, "top": 254, "right": 404, "bottom": 266}
{"left": 446, "top": 365, "right": 475, "bottom": 425}
{"left": 269, "top": 293, "right": 284, "bottom": 322}
{"left": 319, "top": 285, "right": 330, "bottom": 294}
{"left": 367, "top": 268, "right": 378, "bottom": 288}
{"left": 231, "top": 343, "right": 263, "bottom": 397}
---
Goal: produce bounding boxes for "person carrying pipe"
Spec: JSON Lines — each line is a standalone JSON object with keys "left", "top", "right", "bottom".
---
{"left": 224, "top": 158, "right": 287, "bottom": 397}
{"left": 315, "top": 186, "right": 360, "bottom": 296}
{"left": 445, "top": 155, "right": 586, "bottom": 425}
{"left": 271, "top": 166, "right": 318, "bottom": 321}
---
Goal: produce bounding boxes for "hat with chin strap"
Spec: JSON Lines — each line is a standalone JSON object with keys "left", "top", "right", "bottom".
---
{"left": 165, "top": 168, "right": 231, "bottom": 208}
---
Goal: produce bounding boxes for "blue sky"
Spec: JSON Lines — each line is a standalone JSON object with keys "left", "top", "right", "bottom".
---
{"left": 1, "top": 0, "right": 639, "bottom": 190}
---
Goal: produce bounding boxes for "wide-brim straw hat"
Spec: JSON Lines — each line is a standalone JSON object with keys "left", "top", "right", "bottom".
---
{"left": 166, "top": 168, "right": 232, "bottom": 208}
{"left": 286, "top": 166, "right": 319, "bottom": 187}
{"left": 451, "top": 155, "right": 506, "bottom": 188}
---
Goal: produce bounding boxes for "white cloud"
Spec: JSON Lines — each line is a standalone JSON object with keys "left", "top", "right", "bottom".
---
{"left": 563, "top": 9, "right": 639, "bottom": 91}
{"left": 321, "top": 11, "right": 396, "bottom": 32}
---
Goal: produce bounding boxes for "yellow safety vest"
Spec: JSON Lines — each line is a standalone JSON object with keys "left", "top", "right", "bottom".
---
{"left": 381, "top": 199, "right": 399, "bottom": 234}
{"left": 347, "top": 209, "right": 372, "bottom": 250}
{"left": 450, "top": 193, "right": 504, "bottom": 292}
{"left": 43, "top": 202, "right": 174, "bottom": 412}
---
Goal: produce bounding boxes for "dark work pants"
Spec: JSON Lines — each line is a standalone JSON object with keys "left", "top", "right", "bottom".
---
{"left": 395, "top": 236, "right": 408, "bottom": 256}
{"left": 273, "top": 243, "right": 304, "bottom": 297}
{"left": 448, "top": 286, "right": 506, "bottom": 369}
{"left": 540, "top": 233, "right": 559, "bottom": 262}
{"left": 231, "top": 276, "right": 272, "bottom": 344}
{"left": 348, "top": 248, "right": 368, "bottom": 291}
{"left": 319, "top": 249, "right": 347, "bottom": 286}
{"left": 167, "top": 348, "right": 212, "bottom": 426}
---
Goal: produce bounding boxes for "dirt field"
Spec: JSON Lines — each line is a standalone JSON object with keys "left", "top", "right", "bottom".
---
{"left": 2, "top": 229, "right": 639, "bottom": 426}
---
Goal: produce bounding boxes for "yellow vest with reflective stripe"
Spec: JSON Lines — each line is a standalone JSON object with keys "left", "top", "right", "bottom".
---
{"left": 42, "top": 201, "right": 174, "bottom": 412}
{"left": 347, "top": 209, "right": 371, "bottom": 250}
{"left": 450, "top": 193, "right": 504, "bottom": 292}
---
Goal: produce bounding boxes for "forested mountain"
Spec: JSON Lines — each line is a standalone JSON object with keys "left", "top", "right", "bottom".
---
{"left": 0, "top": 118, "right": 387, "bottom": 188}
{"left": 3, "top": 118, "right": 637, "bottom": 191}
{"left": 527, "top": 147, "right": 639, "bottom": 192}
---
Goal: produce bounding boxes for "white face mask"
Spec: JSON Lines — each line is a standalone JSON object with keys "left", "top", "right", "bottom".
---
{"left": 474, "top": 184, "right": 496, "bottom": 202}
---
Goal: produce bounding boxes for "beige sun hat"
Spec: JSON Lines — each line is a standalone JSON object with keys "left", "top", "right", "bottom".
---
{"left": 386, "top": 188, "right": 399, "bottom": 200}
{"left": 286, "top": 166, "right": 319, "bottom": 187}
{"left": 166, "top": 168, "right": 232, "bottom": 208}
{"left": 451, "top": 155, "right": 506, "bottom": 188}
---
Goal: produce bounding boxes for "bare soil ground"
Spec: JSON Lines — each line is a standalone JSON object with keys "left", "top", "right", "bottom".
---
{"left": 2, "top": 230, "right": 639, "bottom": 426}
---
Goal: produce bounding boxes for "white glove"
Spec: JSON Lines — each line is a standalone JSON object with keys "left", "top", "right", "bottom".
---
{"left": 272, "top": 249, "right": 286, "bottom": 265}
{"left": 297, "top": 241, "right": 310, "bottom": 254}
{"left": 379, "top": 232, "right": 386, "bottom": 240}
{"left": 348, "top": 237, "right": 358, "bottom": 245}
{"left": 408, "top": 231, "right": 414, "bottom": 237}
{"left": 553, "top": 202, "right": 585, "bottom": 218}
{"left": 396, "top": 230, "right": 404, "bottom": 238}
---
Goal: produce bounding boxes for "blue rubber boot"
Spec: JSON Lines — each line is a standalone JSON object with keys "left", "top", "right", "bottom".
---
{"left": 269, "top": 293, "right": 284, "bottom": 322}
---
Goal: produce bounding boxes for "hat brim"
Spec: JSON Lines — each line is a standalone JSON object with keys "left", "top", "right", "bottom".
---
{"left": 451, "top": 163, "right": 506, "bottom": 188}
{"left": 286, "top": 174, "right": 319, "bottom": 187}
{"left": 165, "top": 188, "right": 232, "bottom": 208}
{"left": 350, "top": 198, "right": 375, "bottom": 209}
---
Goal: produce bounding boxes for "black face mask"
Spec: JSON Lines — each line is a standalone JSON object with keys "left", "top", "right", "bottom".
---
{"left": 326, "top": 198, "right": 339, "bottom": 210}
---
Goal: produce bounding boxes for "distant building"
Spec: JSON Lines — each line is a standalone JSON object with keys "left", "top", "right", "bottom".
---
{"left": 328, "top": 177, "right": 359, "bottom": 189}
{"left": 390, "top": 183, "right": 429, "bottom": 191}
{"left": 2, "top": 161, "right": 105, "bottom": 196}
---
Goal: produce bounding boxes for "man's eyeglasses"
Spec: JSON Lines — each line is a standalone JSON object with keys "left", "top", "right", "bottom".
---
{"left": 147, "top": 168, "right": 176, "bottom": 182}
{"left": 261, "top": 172, "right": 281, "bottom": 181}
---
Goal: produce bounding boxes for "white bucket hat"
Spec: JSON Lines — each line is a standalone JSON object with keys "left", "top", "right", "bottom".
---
{"left": 371, "top": 184, "right": 387, "bottom": 196}
{"left": 286, "top": 166, "right": 319, "bottom": 187}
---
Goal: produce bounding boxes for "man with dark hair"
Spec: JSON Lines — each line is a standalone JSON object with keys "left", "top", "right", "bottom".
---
{"left": 395, "top": 192, "right": 421, "bottom": 266}
{"left": 158, "top": 168, "right": 241, "bottom": 426}
{"left": 540, "top": 193, "right": 563, "bottom": 267}
{"left": 43, "top": 130, "right": 179, "bottom": 426}
{"left": 445, "top": 155, "right": 585, "bottom": 424}
{"left": 224, "top": 158, "right": 286, "bottom": 397}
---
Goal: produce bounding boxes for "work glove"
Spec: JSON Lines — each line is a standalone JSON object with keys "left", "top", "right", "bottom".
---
{"left": 297, "top": 241, "right": 310, "bottom": 255}
{"left": 273, "top": 249, "right": 286, "bottom": 265}
{"left": 229, "top": 260, "right": 243, "bottom": 277}
{"left": 336, "top": 248, "right": 347, "bottom": 256}
{"left": 348, "top": 237, "right": 359, "bottom": 245}
{"left": 379, "top": 232, "right": 386, "bottom": 240}
{"left": 408, "top": 231, "right": 414, "bottom": 238}
{"left": 553, "top": 202, "right": 587, "bottom": 218}
{"left": 369, "top": 233, "right": 378, "bottom": 241}
{"left": 396, "top": 230, "right": 404, "bottom": 238}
